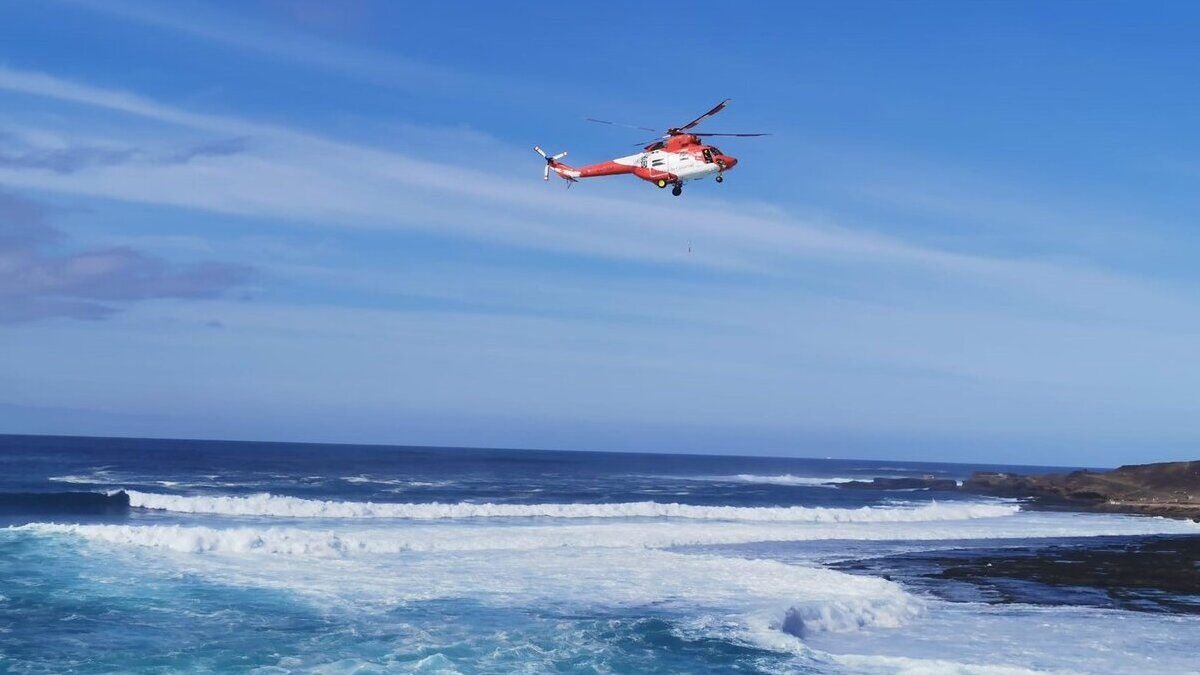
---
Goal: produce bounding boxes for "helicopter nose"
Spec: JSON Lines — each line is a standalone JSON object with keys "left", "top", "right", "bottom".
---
{"left": 720, "top": 155, "right": 738, "bottom": 169}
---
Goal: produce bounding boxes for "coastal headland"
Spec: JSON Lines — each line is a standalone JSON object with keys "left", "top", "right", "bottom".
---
{"left": 838, "top": 461, "right": 1200, "bottom": 521}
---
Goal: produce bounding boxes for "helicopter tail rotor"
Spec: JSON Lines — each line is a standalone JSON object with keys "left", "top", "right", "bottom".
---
{"left": 534, "top": 146, "right": 573, "bottom": 182}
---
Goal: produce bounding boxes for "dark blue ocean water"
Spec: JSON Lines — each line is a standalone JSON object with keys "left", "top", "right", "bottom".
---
{"left": 1, "top": 435, "right": 1197, "bottom": 674}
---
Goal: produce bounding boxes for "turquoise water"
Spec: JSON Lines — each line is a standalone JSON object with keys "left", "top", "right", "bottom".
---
{"left": 1, "top": 530, "right": 788, "bottom": 672}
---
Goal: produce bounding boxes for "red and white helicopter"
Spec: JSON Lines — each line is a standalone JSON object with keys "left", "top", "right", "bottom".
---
{"left": 535, "top": 99, "right": 768, "bottom": 196}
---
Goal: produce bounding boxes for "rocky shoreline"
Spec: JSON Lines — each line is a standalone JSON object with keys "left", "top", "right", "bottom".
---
{"left": 836, "top": 460, "right": 1200, "bottom": 521}
{"left": 834, "top": 535, "right": 1200, "bottom": 614}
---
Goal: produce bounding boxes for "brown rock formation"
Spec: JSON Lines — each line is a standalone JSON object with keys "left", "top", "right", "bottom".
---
{"left": 963, "top": 461, "right": 1200, "bottom": 520}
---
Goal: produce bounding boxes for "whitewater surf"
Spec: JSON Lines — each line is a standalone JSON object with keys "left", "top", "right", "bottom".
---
{"left": 3, "top": 436, "right": 1198, "bottom": 673}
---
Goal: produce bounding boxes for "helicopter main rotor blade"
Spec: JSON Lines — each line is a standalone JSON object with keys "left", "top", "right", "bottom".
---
{"left": 692, "top": 132, "right": 772, "bottom": 137}
{"left": 584, "top": 118, "right": 660, "bottom": 133}
{"left": 676, "top": 98, "right": 731, "bottom": 132}
{"left": 633, "top": 133, "right": 770, "bottom": 146}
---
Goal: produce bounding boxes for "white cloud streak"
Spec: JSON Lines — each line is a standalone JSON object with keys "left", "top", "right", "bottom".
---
{"left": 0, "top": 68, "right": 1159, "bottom": 275}
{"left": 2, "top": 65, "right": 1198, "bottom": 333}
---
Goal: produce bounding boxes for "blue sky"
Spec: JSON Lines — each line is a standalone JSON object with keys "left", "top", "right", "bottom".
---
{"left": 2, "top": 1, "right": 1199, "bottom": 465}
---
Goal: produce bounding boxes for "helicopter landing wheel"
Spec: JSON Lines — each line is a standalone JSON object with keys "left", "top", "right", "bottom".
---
{"left": 656, "top": 179, "right": 668, "bottom": 189}
{"left": 671, "top": 183, "right": 682, "bottom": 197}
{"left": 715, "top": 175, "right": 724, "bottom": 183}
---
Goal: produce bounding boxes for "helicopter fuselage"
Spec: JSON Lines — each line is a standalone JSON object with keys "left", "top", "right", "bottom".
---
{"left": 549, "top": 135, "right": 738, "bottom": 189}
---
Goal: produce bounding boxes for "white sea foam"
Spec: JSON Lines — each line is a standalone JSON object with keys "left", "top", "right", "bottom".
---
{"left": 729, "top": 474, "right": 861, "bottom": 486}
{"left": 341, "top": 476, "right": 442, "bottom": 487}
{"left": 16, "top": 509, "right": 1200, "bottom": 673}
{"left": 50, "top": 473, "right": 242, "bottom": 490}
{"left": 781, "top": 597, "right": 921, "bottom": 637}
{"left": 659, "top": 473, "right": 864, "bottom": 487}
{"left": 14, "top": 523, "right": 925, "bottom": 641}
{"left": 123, "top": 490, "right": 1020, "bottom": 522}
{"left": 803, "top": 600, "right": 1200, "bottom": 674}
{"left": 22, "top": 508, "right": 1199, "bottom": 556}
{"left": 48, "top": 474, "right": 107, "bottom": 484}
{"left": 822, "top": 653, "right": 1064, "bottom": 675}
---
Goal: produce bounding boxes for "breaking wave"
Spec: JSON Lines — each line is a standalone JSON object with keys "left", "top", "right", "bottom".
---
{"left": 123, "top": 490, "right": 1020, "bottom": 522}
{"left": 780, "top": 596, "right": 923, "bottom": 638}
{"left": 15, "top": 522, "right": 929, "bottom": 645}
{"left": 3, "top": 520, "right": 946, "bottom": 554}
{"left": 22, "top": 511, "right": 1200, "bottom": 557}
{"left": 727, "top": 474, "right": 859, "bottom": 486}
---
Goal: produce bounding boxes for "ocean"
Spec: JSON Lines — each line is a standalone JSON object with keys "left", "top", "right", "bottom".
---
{"left": 1, "top": 434, "right": 1197, "bottom": 674}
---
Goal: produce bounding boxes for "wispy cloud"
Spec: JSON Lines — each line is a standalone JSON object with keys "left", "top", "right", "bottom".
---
{"left": 166, "top": 137, "right": 250, "bottom": 164}
{"left": 0, "top": 67, "right": 1098, "bottom": 271}
{"left": 0, "top": 190, "right": 254, "bottom": 322}
{"left": 0, "top": 136, "right": 134, "bottom": 174}
{"left": 1, "top": 127, "right": 251, "bottom": 172}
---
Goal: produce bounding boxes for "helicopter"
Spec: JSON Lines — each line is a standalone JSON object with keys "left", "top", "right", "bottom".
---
{"left": 534, "top": 99, "right": 768, "bottom": 196}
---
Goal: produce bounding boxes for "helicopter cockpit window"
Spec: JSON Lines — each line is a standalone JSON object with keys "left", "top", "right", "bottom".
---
{"left": 709, "top": 146, "right": 723, "bottom": 156}
{"left": 702, "top": 148, "right": 714, "bottom": 163}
